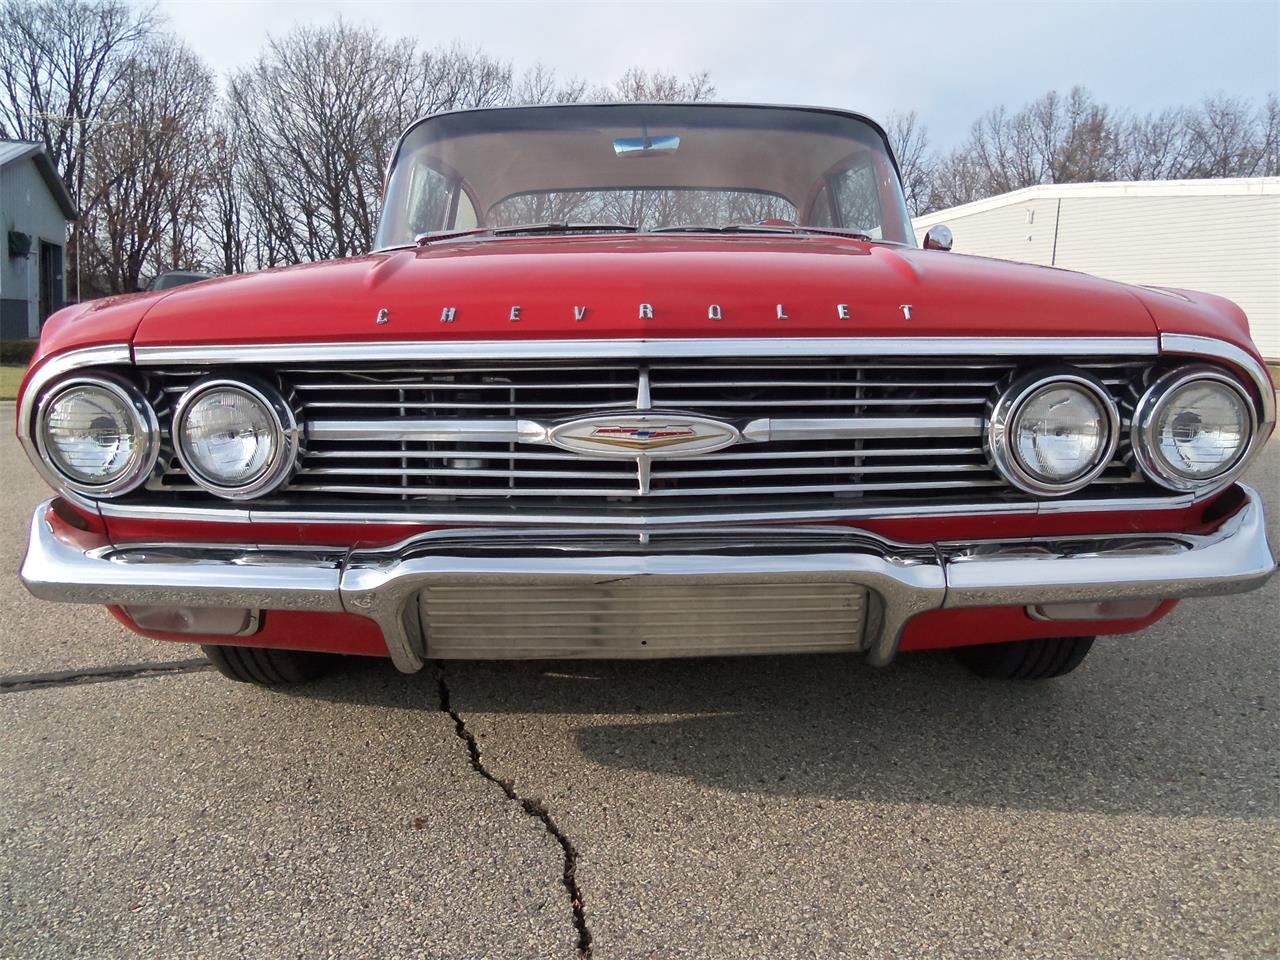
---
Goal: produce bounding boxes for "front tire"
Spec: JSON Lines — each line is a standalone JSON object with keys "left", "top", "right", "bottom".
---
{"left": 201, "top": 645, "right": 333, "bottom": 685}
{"left": 955, "top": 636, "right": 1095, "bottom": 680}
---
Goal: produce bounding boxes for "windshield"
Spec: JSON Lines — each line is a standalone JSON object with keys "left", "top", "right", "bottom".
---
{"left": 375, "top": 103, "right": 913, "bottom": 247}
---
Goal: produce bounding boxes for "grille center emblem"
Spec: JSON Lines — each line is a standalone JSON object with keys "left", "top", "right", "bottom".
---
{"left": 549, "top": 414, "right": 739, "bottom": 459}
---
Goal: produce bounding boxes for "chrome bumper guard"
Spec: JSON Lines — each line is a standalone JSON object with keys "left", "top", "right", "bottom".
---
{"left": 21, "top": 487, "right": 1276, "bottom": 673}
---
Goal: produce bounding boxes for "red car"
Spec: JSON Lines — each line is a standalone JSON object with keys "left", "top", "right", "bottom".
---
{"left": 17, "top": 103, "right": 1277, "bottom": 685}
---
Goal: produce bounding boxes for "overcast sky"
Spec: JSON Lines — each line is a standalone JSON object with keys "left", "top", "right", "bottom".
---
{"left": 158, "top": 0, "right": 1279, "bottom": 147}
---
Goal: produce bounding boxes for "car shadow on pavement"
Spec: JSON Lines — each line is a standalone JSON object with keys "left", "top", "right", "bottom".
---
{"left": 290, "top": 646, "right": 1276, "bottom": 821}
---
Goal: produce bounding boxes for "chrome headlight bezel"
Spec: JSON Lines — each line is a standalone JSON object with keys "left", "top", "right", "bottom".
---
{"left": 34, "top": 373, "right": 160, "bottom": 498}
{"left": 172, "top": 376, "right": 299, "bottom": 500}
{"left": 987, "top": 369, "right": 1120, "bottom": 497}
{"left": 1130, "top": 365, "right": 1257, "bottom": 493}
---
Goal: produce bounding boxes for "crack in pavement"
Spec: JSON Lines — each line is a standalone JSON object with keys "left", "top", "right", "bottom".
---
{"left": 0, "top": 659, "right": 213, "bottom": 693}
{"left": 435, "top": 663, "right": 593, "bottom": 957}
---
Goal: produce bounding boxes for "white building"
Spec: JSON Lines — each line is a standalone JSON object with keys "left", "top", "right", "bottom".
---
{"left": 913, "top": 178, "right": 1280, "bottom": 361}
{"left": 0, "top": 139, "right": 76, "bottom": 340}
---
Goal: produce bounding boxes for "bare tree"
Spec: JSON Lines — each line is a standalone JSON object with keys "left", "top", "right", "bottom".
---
{"left": 417, "top": 44, "right": 513, "bottom": 114}
{"left": 513, "top": 62, "right": 588, "bottom": 105}
{"left": 598, "top": 68, "right": 716, "bottom": 102}
{"left": 926, "top": 147, "right": 987, "bottom": 211}
{"left": 228, "top": 21, "right": 421, "bottom": 264}
{"left": 78, "top": 38, "right": 216, "bottom": 293}
{"left": 1261, "top": 92, "right": 1279, "bottom": 176}
{"left": 884, "top": 111, "right": 932, "bottom": 216}
{"left": 0, "top": 0, "right": 157, "bottom": 297}
{"left": 1117, "top": 108, "right": 1192, "bottom": 180}
{"left": 227, "top": 25, "right": 520, "bottom": 264}
{"left": 198, "top": 116, "right": 249, "bottom": 275}
{"left": 1183, "top": 93, "right": 1267, "bottom": 177}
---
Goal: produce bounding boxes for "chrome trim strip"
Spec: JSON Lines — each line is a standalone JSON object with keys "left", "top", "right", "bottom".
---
{"left": 93, "top": 492, "right": 1198, "bottom": 527}
{"left": 133, "top": 336, "right": 1161, "bottom": 365}
{"left": 307, "top": 418, "right": 547, "bottom": 444}
{"left": 742, "top": 416, "right": 983, "bottom": 442}
{"left": 22, "top": 487, "right": 1275, "bottom": 673}
{"left": 1159, "top": 333, "right": 1277, "bottom": 434}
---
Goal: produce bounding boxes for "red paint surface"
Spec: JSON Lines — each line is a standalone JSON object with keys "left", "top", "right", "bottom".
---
{"left": 897, "top": 601, "right": 1178, "bottom": 652}
{"left": 108, "top": 606, "right": 389, "bottom": 657}
{"left": 102, "top": 514, "right": 444, "bottom": 548}
{"left": 101, "top": 494, "right": 1224, "bottom": 549}
{"left": 130, "top": 237, "right": 1166, "bottom": 345}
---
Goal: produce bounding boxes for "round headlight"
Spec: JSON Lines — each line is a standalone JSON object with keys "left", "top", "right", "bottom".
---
{"left": 988, "top": 371, "right": 1119, "bottom": 496}
{"left": 173, "top": 378, "right": 298, "bottom": 499}
{"left": 35, "top": 376, "right": 158, "bottom": 496}
{"left": 1132, "top": 367, "right": 1256, "bottom": 491}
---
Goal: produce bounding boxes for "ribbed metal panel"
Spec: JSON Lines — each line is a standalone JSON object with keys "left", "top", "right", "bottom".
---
{"left": 417, "top": 580, "right": 868, "bottom": 658}
{"left": 142, "top": 356, "right": 1153, "bottom": 509}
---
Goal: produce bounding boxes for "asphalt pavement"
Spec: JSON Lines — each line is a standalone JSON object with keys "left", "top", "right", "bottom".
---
{"left": 2, "top": 406, "right": 1277, "bottom": 959}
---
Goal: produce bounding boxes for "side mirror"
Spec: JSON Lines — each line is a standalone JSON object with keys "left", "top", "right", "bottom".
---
{"left": 923, "top": 224, "right": 953, "bottom": 252}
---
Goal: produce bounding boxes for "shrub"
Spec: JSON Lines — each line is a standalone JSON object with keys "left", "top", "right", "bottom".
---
{"left": 0, "top": 339, "right": 38, "bottom": 365}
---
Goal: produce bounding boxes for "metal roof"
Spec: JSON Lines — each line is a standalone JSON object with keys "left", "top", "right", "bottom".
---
{"left": 0, "top": 139, "right": 78, "bottom": 220}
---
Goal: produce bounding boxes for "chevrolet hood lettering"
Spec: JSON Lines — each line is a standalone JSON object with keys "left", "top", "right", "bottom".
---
{"left": 549, "top": 414, "right": 739, "bottom": 458}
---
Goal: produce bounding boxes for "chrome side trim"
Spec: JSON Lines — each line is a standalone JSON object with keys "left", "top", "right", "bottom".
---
{"left": 133, "top": 336, "right": 1161, "bottom": 365}
{"left": 22, "top": 487, "right": 1276, "bottom": 673}
{"left": 1160, "top": 333, "right": 1276, "bottom": 434}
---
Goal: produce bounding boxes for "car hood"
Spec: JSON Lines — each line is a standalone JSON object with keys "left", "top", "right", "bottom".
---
{"left": 131, "top": 234, "right": 1161, "bottom": 347}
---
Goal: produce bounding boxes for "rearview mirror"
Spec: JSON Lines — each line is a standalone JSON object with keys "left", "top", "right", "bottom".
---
{"left": 613, "top": 134, "right": 681, "bottom": 156}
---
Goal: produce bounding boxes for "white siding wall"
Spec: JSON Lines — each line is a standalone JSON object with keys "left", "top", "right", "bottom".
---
{"left": 927, "top": 196, "right": 1061, "bottom": 266}
{"left": 914, "top": 182, "right": 1280, "bottom": 361}
{"left": 1052, "top": 194, "right": 1280, "bottom": 360}
{"left": 1, "top": 157, "right": 69, "bottom": 337}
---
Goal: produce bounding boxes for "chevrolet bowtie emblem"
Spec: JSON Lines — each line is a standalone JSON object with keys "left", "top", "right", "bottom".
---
{"left": 549, "top": 414, "right": 740, "bottom": 458}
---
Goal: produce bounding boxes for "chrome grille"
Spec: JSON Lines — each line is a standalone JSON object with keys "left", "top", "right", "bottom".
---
{"left": 417, "top": 580, "right": 868, "bottom": 658}
{"left": 141, "top": 356, "right": 1153, "bottom": 509}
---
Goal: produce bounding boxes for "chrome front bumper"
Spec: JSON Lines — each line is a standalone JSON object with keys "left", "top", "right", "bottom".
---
{"left": 21, "top": 487, "right": 1277, "bottom": 672}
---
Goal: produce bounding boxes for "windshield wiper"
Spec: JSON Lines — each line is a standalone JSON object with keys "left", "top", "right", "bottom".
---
{"left": 416, "top": 222, "right": 640, "bottom": 246}
{"left": 652, "top": 223, "right": 874, "bottom": 241}
{"left": 492, "top": 222, "right": 640, "bottom": 236}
